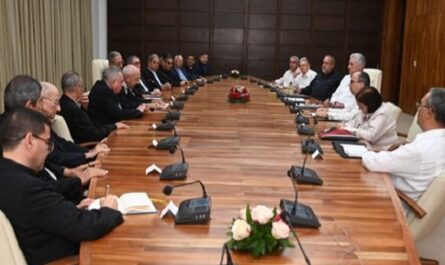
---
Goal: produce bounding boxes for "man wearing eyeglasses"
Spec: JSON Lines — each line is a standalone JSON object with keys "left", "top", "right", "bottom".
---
{"left": 0, "top": 107, "right": 123, "bottom": 265}
{"left": 1, "top": 75, "right": 108, "bottom": 203}
{"left": 40, "top": 82, "right": 110, "bottom": 168}
{"left": 362, "top": 88, "right": 445, "bottom": 202}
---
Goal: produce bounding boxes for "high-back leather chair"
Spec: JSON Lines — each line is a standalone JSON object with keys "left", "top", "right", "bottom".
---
{"left": 364, "top": 68, "right": 383, "bottom": 93}
{"left": 91, "top": 59, "right": 109, "bottom": 84}
{"left": 0, "top": 210, "right": 27, "bottom": 265}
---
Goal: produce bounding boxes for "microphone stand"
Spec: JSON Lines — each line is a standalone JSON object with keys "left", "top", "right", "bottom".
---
{"left": 281, "top": 212, "right": 312, "bottom": 265}
{"left": 219, "top": 243, "right": 236, "bottom": 265}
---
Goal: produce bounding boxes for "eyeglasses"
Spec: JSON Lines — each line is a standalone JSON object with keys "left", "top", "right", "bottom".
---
{"left": 32, "top": 134, "right": 54, "bottom": 152}
{"left": 42, "top": 97, "right": 59, "bottom": 106}
{"left": 166, "top": 61, "right": 173, "bottom": 65}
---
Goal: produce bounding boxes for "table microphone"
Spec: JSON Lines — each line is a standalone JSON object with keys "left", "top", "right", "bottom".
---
{"left": 280, "top": 211, "right": 312, "bottom": 265}
{"left": 148, "top": 107, "right": 181, "bottom": 123}
{"left": 219, "top": 242, "right": 237, "bottom": 265}
{"left": 163, "top": 180, "right": 211, "bottom": 225}
{"left": 151, "top": 126, "right": 179, "bottom": 151}
{"left": 160, "top": 144, "right": 188, "bottom": 180}
{"left": 279, "top": 174, "right": 320, "bottom": 228}
{"left": 288, "top": 134, "right": 323, "bottom": 186}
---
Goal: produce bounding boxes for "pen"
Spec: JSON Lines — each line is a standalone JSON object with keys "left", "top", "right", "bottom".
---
{"left": 105, "top": 184, "right": 110, "bottom": 196}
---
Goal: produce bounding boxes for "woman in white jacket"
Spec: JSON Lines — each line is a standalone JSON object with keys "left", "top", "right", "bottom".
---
{"left": 343, "top": 86, "right": 399, "bottom": 150}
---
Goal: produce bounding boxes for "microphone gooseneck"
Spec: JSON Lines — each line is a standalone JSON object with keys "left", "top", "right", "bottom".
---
{"left": 280, "top": 211, "right": 312, "bottom": 265}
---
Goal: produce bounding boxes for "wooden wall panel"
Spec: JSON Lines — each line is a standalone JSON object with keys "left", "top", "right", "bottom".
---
{"left": 108, "top": 0, "right": 384, "bottom": 80}
{"left": 398, "top": 0, "right": 445, "bottom": 114}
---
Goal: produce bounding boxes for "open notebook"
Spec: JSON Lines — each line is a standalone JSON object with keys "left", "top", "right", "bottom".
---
{"left": 89, "top": 192, "right": 157, "bottom": 214}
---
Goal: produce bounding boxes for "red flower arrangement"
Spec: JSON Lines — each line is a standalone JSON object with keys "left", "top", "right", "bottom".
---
{"left": 228, "top": 85, "right": 250, "bottom": 103}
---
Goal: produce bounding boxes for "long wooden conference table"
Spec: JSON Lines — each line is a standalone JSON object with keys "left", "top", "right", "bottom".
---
{"left": 80, "top": 78, "right": 420, "bottom": 264}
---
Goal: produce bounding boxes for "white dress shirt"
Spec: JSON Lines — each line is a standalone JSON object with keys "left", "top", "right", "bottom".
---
{"left": 326, "top": 75, "right": 358, "bottom": 121}
{"left": 295, "top": 69, "right": 317, "bottom": 89}
{"left": 330, "top": 75, "right": 356, "bottom": 109}
{"left": 362, "top": 128, "right": 445, "bottom": 201}
{"left": 344, "top": 102, "right": 398, "bottom": 150}
{"left": 275, "top": 69, "right": 301, "bottom": 87}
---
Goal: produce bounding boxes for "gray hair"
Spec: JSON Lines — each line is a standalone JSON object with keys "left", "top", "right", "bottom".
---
{"left": 102, "top": 67, "right": 122, "bottom": 81}
{"left": 148, "top": 53, "right": 159, "bottom": 63}
{"left": 61, "top": 71, "right": 82, "bottom": 93}
{"left": 4, "top": 75, "right": 42, "bottom": 111}
{"left": 122, "top": 64, "right": 139, "bottom": 77}
{"left": 107, "top": 51, "right": 121, "bottom": 62}
{"left": 350, "top": 53, "right": 366, "bottom": 67}
{"left": 427, "top": 87, "right": 445, "bottom": 125}
{"left": 357, "top": 71, "right": 370, "bottom": 87}
{"left": 289, "top": 56, "right": 299, "bottom": 62}
{"left": 299, "top": 57, "right": 310, "bottom": 64}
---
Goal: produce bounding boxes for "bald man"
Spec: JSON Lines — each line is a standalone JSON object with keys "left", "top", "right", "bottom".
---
{"left": 119, "top": 65, "right": 164, "bottom": 110}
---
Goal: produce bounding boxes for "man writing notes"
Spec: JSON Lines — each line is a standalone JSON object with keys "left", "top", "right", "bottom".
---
{"left": 0, "top": 107, "right": 123, "bottom": 264}
{"left": 274, "top": 56, "right": 301, "bottom": 88}
{"left": 298, "top": 55, "right": 342, "bottom": 101}
{"left": 362, "top": 88, "right": 445, "bottom": 202}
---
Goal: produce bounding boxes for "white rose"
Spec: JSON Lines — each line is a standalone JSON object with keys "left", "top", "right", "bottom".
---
{"left": 272, "top": 220, "right": 290, "bottom": 239}
{"left": 238, "top": 208, "right": 247, "bottom": 220}
{"left": 231, "top": 219, "right": 251, "bottom": 241}
{"left": 251, "top": 205, "right": 274, "bottom": 224}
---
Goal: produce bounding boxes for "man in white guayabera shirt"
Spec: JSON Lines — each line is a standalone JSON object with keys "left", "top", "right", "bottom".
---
{"left": 362, "top": 87, "right": 445, "bottom": 202}
{"left": 274, "top": 56, "right": 301, "bottom": 88}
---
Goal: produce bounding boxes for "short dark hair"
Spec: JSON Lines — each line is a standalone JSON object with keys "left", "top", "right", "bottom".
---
{"left": 357, "top": 72, "right": 371, "bottom": 87}
{"left": 427, "top": 87, "right": 445, "bottom": 125}
{"left": 355, "top": 86, "right": 382, "bottom": 113}
{"left": 126, "top": 55, "right": 139, "bottom": 65}
{"left": 4, "top": 75, "right": 42, "bottom": 111}
{"left": 161, "top": 53, "right": 173, "bottom": 61}
{"left": 0, "top": 107, "right": 51, "bottom": 151}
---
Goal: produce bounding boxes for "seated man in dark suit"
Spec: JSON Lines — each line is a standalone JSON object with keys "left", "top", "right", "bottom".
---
{"left": 140, "top": 53, "right": 171, "bottom": 94}
{"left": 298, "top": 55, "right": 342, "bottom": 102}
{"left": 120, "top": 65, "right": 165, "bottom": 108}
{"left": 59, "top": 71, "right": 129, "bottom": 144}
{"left": 0, "top": 107, "right": 123, "bottom": 265}
{"left": 172, "top": 54, "right": 192, "bottom": 83}
{"left": 119, "top": 65, "right": 147, "bottom": 109}
{"left": 89, "top": 67, "right": 146, "bottom": 128}
{"left": 184, "top": 55, "right": 197, "bottom": 79}
{"left": 41, "top": 82, "right": 109, "bottom": 168}
{"left": 195, "top": 53, "right": 212, "bottom": 77}
{"left": 158, "top": 53, "right": 187, "bottom": 87}
{"left": 108, "top": 50, "right": 124, "bottom": 69}
{"left": 2, "top": 75, "right": 108, "bottom": 201}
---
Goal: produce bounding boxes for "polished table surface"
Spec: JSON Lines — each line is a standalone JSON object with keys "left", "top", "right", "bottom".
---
{"left": 80, "top": 79, "right": 419, "bottom": 265}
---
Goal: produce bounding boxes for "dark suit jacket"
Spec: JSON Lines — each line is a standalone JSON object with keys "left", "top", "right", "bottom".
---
{"left": 1, "top": 111, "right": 82, "bottom": 204}
{"left": 88, "top": 80, "right": 143, "bottom": 128}
{"left": 141, "top": 67, "right": 162, "bottom": 90}
{"left": 172, "top": 67, "right": 191, "bottom": 82}
{"left": 195, "top": 61, "right": 212, "bottom": 76}
{"left": 300, "top": 71, "right": 343, "bottom": 101}
{"left": 118, "top": 86, "right": 145, "bottom": 109}
{"left": 46, "top": 130, "right": 90, "bottom": 168}
{"left": 184, "top": 65, "right": 198, "bottom": 80}
{"left": 59, "top": 94, "right": 116, "bottom": 144}
{"left": 158, "top": 67, "right": 182, "bottom": 87}
{"left": 0, "top": 158, "right": 123, "bottom": 265}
